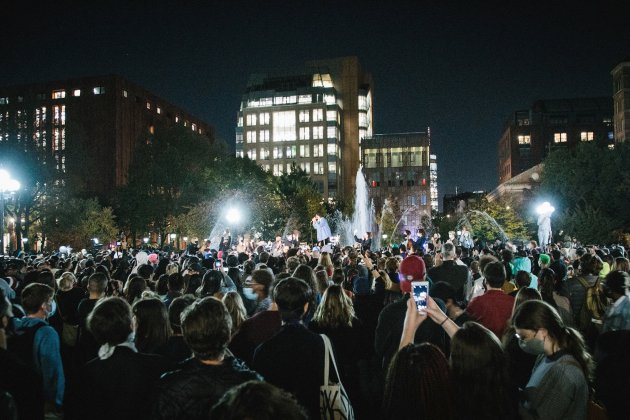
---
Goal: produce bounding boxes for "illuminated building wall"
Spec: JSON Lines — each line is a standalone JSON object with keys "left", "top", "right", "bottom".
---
{"left": 612, "top": 60, "right": 630, "bottom": 143}
{"left": 498, "top": 97, "right": 613, "bottom": 184}
{"left": 0, "top": 75, "right": 214, "bottom": 199}
{"left": 236, "top": 56, "right": 372, "bottom": 198}
{"left": 361, "top": 131, "right": 433, "bottom": 232}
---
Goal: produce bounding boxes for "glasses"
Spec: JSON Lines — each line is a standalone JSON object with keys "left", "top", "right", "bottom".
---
{"left": 515, "top": 330, "right": 538, "bottom": 343}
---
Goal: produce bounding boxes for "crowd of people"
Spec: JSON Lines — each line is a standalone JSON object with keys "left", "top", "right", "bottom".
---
{"left": 0, "top": 226, "right": 629, "bottom": 420}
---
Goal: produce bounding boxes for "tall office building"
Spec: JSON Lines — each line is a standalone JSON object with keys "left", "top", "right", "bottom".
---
{"left": 236, "top": 56, "right": 373, "bottom": 198}
{"left": 0, "top": 75, "right": 214, "bottom": 198}
{"left": 361, "top": 131, "right": 433, "bottom": 232}
{"left": 612, "top": 59, "right": 630, "bottom": 143}
{"left": 498, "top": 97, "right": 613, "bottom": 184}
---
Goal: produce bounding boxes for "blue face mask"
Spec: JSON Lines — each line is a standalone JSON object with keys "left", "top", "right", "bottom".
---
{"left": 242, "top": 287, "right": 257, "bottom": 301}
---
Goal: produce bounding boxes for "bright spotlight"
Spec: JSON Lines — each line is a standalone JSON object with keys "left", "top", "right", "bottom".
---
{"left": 225, "top": 208, "right": 241, "bottom": 224}
{"left": 535, "top": 202, "right": 555, "bottom": 215}
{"left": 93, "top": 238, "right": 99, "bottom": 244}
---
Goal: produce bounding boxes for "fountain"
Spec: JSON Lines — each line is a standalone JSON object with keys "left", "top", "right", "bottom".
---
{"left": 335, "top": 166, "right": 376, "bottom": 247}
{"left": 455, "top": 210, "right": 509, "bottom": 243}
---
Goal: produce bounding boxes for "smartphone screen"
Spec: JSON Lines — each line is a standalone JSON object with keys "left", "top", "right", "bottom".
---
{"left": 411, "top": 281, "right": 429, "bottom": 312}
{"left": 215, "top": 261, "right": 222, "bottom": 268}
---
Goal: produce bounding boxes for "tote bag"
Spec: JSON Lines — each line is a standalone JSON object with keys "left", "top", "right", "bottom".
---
{"left": 319, "top": 334, "right": 355, "bottom": 420}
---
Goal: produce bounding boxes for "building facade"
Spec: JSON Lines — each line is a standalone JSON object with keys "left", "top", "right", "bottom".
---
{"left": 361, "top": 132, "right": 433, "bottom": 231}
{"left": 612, "top": 59, "right": 630, "bottom": 143}
{"left": 0, "top": 75, "right": 214, "bottom": 198}
{"left": 498, "top": 97, "right": 613, "bottom": 184}
{"left": 235, "top": 56, "right": 373, "bottom": 198}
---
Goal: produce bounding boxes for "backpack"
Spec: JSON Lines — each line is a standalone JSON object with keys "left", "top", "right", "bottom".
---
{"left": 576, "top": 277, "right": 607, "bottom": 331}
{"left": 6, "top": 320, "right": 46, "bottom": 368}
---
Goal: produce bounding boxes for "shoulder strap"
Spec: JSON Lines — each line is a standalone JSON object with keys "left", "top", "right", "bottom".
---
{"left": 320, "top": 334, "right": 342, "bottom": 385}
{"left": 577, "top": 277, "right": 590, "bottom": 289}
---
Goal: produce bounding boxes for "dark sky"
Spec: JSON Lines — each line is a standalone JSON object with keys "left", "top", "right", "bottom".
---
{"left": 2, "top": 0, "right": 628, "bottom": 201}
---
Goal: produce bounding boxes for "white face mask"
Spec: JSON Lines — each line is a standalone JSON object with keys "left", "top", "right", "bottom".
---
{"left": 242, "top": 287, "right": 257, "bottom": 300}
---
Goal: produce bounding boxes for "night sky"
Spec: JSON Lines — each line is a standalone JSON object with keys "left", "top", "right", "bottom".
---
{"left": 3, "top": 1, "right": 628, "bottom": 204}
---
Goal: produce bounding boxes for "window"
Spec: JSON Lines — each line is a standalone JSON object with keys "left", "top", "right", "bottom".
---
{"left": 300, "top": 145, "right": 310, "bottom": 158}
{"left": 175, "top": 116, "right": 180, "bottom": 123}
{"left": 359, "top": 112, "right": 368, "bottom": 127}
{"left": 358, "top": 95, "right": 368, "bottom": 111}
{"left": 328, "top": 162, "right": 336, "bottom": 174}
{"left": 247, "top": 149, "right": 257, "bottom": 160}
{"left": 274, "top": 95, "right": 297, "bottom": 105}
{"left": 157, "top": 107, "right": 162, "bottom": 114}
{"left": 259, "top": 112, "right": 270, "bottom": 125}
{"left": 324, "top": 94, "right": 336, "bottom": 105}
{"left": 236, "top": 132, "right": 243, "bottom": 143}
{"left": 580, "top": 131, "right": 594, "bottom": 141}
{"left": 313, "top": 109, "right": 324, "bottom": 122}
{"left": 0, "top": 97, "right": 8, "bottom": 105}
{"left": 261, "top": 147, "right": 270, "bottom": 160}
{"left": 73, "top": 89, "right": 81, "bottom": 97}
{"left": 327, "top": 110, "right": 337, "bottom": 122}
{"left": 93, "top": 86, "right": 105, "bottom": 95}
{"left": 53, "top": 105, "right": 66, "bottom": 126}
{"left": 518, "top": 135, "right": 531, "bottom": 145}
{"left": 300, "top": 162, "right": 310, "bottom": 173}
{"left": 273, "top": 146, "right": 283, "bottom": 159}
{"left": 299, "top": 110, "right": 310, "bottom": 123}
{"left": 191, "top": 123, "right": 196, "bottom": 132}
{"left": 237, "top": 116, "right": 243, "bottom": 127}
{"left": 553, "top": 132, "right": 567, "bottom": 143}
{"left": 299, "top": 127, "right": 310, "bottom": 140}
{"left": 246, "top": 131, "right": 257, "bottom": 143}
{"left": 259, "top": 129, "right": 270, "bottom": 142}
{"left": 236, "top": 150, "right": 244, "bottom": 158}
{"left": 286, "top": 145, "right": 297, "bottom": 158}
{"left": 246, "top": 114, "right": 257, "bottom": 126}
{"left": 273, "top": 164, "right": 283, "bottom": 176}
{"left": 312, "top": 73, "right": 333, "bottom": 88}
{"left": 313, "top": 126, "right": 324, "bottom": 139}
{"left": 146, "top": 102, "right": 151, "bottom": 110}
{"left": 313, "top": 144, "right": 324, "bottom": 157}
{"left": 272, "top": 111, "right": 296, "bottom": 141}
{"left": 298, "top": 94, "right": 312, "bottom": 104}
{"left": 327, "top": 144, "right": 337, "bottom": 156}
{"left": 52, "top": 90, "right": 66, "bottom": 99}
{"left": 313, "top": 162, "right": 324, "bottom": 174}
{"left": 123, "top": 89, "right": 128, "bottom": 97}
{"left": 327, "top": 126, "right": 337, "bottom": 139}
{"left": 53, "top": 127, "right": 65, "bottom": 150}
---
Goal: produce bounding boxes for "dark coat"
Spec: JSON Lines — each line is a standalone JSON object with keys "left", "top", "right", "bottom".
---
{"left": 72, "top": 347, "right": 170, "bottom": 420}
{"left": 427, "top": 260, "right": 469, "bottom": 302}
{"left": 253, "top": 323, "right": 325, "bottom": 420}
{"left": 154, "top": 356, "right": 261, "bottom": 420}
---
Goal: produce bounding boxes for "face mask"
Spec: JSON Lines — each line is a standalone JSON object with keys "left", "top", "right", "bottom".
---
{"left": 518, "top": 335, "right": 545, "bottom": 355}
{"left": 44, "top": 300, "right": 57, "bottom": 319}
{"left": 242, "top": 287, "right": 257, "bottom": 300}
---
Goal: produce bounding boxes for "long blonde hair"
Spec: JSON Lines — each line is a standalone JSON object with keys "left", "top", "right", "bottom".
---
{"left": 312, "top": 285, "right": 354, "bottom": 329}
{"left": 222, "top": 291, "right": 247, "bottom": 332}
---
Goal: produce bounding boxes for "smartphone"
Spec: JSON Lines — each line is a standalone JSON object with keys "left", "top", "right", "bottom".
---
{"left": 411, "top": 281, "right": 429, "bottom": 312}
{"left": 215, "top": 260, "right": 222, "bottom": 269}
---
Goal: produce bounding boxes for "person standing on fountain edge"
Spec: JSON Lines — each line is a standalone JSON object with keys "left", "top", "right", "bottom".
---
{"left": 311, "top": 213, "right": 331, "bottom": 246}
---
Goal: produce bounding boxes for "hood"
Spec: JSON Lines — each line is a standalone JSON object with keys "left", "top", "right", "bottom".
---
{"left": 11, "top": 316, "right": 47, "bottom": 335}
{"left": 512, "top": 256, "right": 532, "bottom": 274}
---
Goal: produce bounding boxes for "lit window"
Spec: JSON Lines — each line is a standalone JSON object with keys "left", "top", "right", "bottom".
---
{"left": 300, "top": 162, "right": 310, "bottom": 173}
{"left": 259, "top": 112, "right": 270, "bottom": 125}
{"left": 246, "top": 131, "right": 257, "bottom": 143}
{"left": 175, "top": 116, "right": 180, "bottom": 123}
{"left": 261, "top": 147, "right": 270, "bottom": 159}
{"left": 298, "top": 94, "right": 312, "bottom": 104}
{"left": 517, "top": 135, "right": 531, "bottom": 145}
{"left": 184, "top": 121, "right": 188, "bottom": 127}
{"left": 580, "top": 131, "right": 594, "bottom": 141}
{"left": 149, "top": 126, "right": 155, "bottom": 134}
{"left": 237, "top": 116, "right": 243, "bottom": 127}
{"left": 247, "top": 149, "right": 257, "bottom": 160}
{"left": 272, "top": 111, "right": 296, "bottom": 142}
{"left": 300, "top": 145, "right": 310, "bottom": 158}
{"left": 328, "top": 162, "right": 336, "bottom": 174}
{"left": 313, "top": 162, "right": 324, "bottom": 174}
{"left": 299, "top": 110, "right": 310, "bottom": 123}
{"left": 273, "top": 147, "right": 283, "bottom": 159}
{"left": 147, "top": 102, "right": 151, "bottom": 110}
{"left": 313, "top": 109, "right": 324, "bottom": 122}
{"left": 246, "top": 114, "right": 257, "bottom": 126}
{"left": 191, "top": 123, "right": 196, "bottom": 131}
{"left": 313, "top": 144, "right": 324, "bottom": 157}
{"left": 73, "top": 89, "right": 81, "bottom": 97}
{"left": 324, "top": 94, "right": 336, "bottom": 105}
{"left": 312, "top": 73, "right": 333, "bottom": 88}
{"left": 52, "top": 90, "right": 66, "bottom": 99}
{"left": 0, "top": 97, "right": 8, "bottom": 105}
{"left": 326, "top": 110, "right": 337, "bottom": 122}
{"left": 359, "top": 112, "right": 368, "bottom": 127}
{"left": 299, "top": 127, "right": 310, "bottom": 140}
{"left": 327, "top": 144, "right": 337, "bottom": 156}
{"left": 236, "top": 133, "right": 243, "bottom": 143}
{"left": 313, "top": 126, "right": 324, "bottom": 140}
{"left": 93, "top": 86, "right": 105, "bottom": 95}
{"left": 123, "top": 90, "right": 128, "bottom": 97}
{"left": 259, "top": 129, "right": 270, "bottom": 142}
{"left": 327, "top": 127, "right": 337, "bottom": 139}
{"left": 157, "top": 107, "right": 162, "bottom": 114}
{"left": 358, "top": 95, "right": 369, "bottom": 111}
{"left": 553, "top": 132, "right": 567, "bottom": 143}
{"left": 608, "top": 144, "right": 615, "bottom": 150}
{"left": 286, "top": 145, "right": 297, "bottom": 158}
{"left": 273, "top": 164, "right": 283, "bottom": 176}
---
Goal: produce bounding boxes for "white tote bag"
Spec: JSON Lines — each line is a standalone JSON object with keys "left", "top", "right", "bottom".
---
{"left": 319, "top": 334, "right": 355, "bottom": 420}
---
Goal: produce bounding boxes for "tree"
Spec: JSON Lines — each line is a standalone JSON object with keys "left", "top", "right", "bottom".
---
{"left": 539, "top": 142, "right": 630, "bottom": 244}
{"left": 42, "top": 197, "right": 118, "bottom": 250}
{"left": 466, "top": 197, "right": 531, "bottom": 242}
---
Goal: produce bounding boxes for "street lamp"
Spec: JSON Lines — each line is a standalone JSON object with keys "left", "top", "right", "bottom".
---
{"left": 225, "top": 208, "right": 241, "bottom": 224}
{"left": 0, "top": 169, "right": 21, "bottom": 255}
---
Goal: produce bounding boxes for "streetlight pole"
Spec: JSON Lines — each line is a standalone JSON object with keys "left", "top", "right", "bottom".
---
{"left": 0, "top": 169, "right": 20, "bottom": 256}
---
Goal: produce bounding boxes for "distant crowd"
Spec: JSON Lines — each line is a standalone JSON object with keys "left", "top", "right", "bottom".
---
{"left": 0, "top": 231, "right": 629, "bottom": 420}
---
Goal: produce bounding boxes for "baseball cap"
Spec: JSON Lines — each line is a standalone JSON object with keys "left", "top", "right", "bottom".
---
{"left": 398, "top": 255, "right": 426, "bottom": 293}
